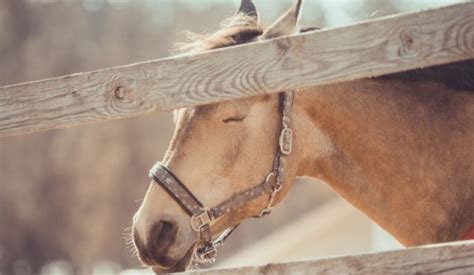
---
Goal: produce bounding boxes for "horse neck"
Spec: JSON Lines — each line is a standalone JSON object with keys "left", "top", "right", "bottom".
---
{"left": 292, "top": 75, "right": 474, "bottom": 246}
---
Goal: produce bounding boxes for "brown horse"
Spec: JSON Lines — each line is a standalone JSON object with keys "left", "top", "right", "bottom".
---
{"left": 132, "top": 0, "right": 474, "bottom": 272}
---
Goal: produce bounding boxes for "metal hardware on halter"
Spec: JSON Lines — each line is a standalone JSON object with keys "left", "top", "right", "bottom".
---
{"left": 279, "top": 125, "right": 293, "bottom": 155}
{"left": 193, "top": 224, "right": 238, "bottom": 266}
{"left": 190, "top": 210, "right": 211, "bottom": 232}
{"left": 257, "top": 171, "right": 283, "bottom": 217}
{"left": 195, "top": 243, "right": 217, "bottom": 264}
{"left": 257, "top": 185, "right": 280, "bottom": 217}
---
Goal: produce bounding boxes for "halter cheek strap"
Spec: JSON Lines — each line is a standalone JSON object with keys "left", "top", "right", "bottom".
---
{"left": 148, "top": 91, "right": 294, "bottom": 265}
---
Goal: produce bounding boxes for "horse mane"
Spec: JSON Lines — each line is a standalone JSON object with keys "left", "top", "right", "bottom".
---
{"left": 382, "top": 60, "right": 474, "bottom": 92}
{"left": 175, "top": 14, "right": 263, "bottom": 53}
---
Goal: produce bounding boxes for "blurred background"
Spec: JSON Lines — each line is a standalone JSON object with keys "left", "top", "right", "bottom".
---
{"left": 0, "top": 0, "right": 467, "bottom": 274}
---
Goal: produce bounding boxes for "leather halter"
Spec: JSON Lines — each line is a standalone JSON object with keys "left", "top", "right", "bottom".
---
{"left": 149, "top": 91, "right": 294, "bottom": 265}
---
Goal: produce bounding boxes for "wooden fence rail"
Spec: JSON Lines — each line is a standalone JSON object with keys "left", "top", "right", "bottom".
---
{"left": 189, "top": 240, "right": 474, "bottom": 274}
{"left": 0, "top": 2, "right": 473, "bottom": 137}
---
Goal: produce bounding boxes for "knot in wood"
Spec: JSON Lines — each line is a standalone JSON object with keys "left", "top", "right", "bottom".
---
{"left": 398, "top": 27, "right": 425, "bottom": 59}
{"left": 401, "top": 32, "right": 414, "bottom": 48}
{"left": 114, "top": 86, "right": 126, "bottom": 99}
{"left": 276, "top": 37, "right": 292, "bottom": 51}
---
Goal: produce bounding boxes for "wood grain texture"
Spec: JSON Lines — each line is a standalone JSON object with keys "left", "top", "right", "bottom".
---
{"left": 0, "top": 3, "right": 473, "bottom": 137}
{"left": 189, "top": 240, "right": 474, "bottom": 275}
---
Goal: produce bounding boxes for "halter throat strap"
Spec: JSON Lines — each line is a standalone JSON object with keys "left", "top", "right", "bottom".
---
{"left": 148, "top": 91, "right": 294, "bottom": 264}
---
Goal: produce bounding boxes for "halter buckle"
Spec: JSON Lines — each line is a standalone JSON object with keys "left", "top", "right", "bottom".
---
{"left": 190, "top": 210, "right": 211, "bottom": 232}
{"left": 279, "top": 127, "right": 293, "bottom": 155}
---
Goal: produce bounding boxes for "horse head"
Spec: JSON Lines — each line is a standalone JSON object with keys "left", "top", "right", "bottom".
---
{"left": 132, "top": 0, "right": 306, "bottom": 272}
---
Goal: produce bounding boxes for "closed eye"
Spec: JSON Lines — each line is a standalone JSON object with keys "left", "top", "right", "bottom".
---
{"left": 222, "top": 115, "right": 247, "bottom": 123}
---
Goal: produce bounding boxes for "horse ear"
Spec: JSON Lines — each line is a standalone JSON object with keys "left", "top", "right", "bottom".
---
{"left": 262, "top": 0, "right": 303, "bottom": 39}
{"left": 237, "top": 0, "right": 259, "bottom": 22}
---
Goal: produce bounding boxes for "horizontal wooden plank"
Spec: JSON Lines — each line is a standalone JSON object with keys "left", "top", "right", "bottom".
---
{"left": 1, "top": 2, "right": 473, "bottom": 137}
{"left": 190, "top": 240, "right": 474, "bottom": 274}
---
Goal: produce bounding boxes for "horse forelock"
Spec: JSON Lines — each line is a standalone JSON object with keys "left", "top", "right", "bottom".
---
{"left": 174, "top": 13, "right": 263, "bottom": 53}
{"left": 172, "top": 14, "right": 263, "bottom": 119}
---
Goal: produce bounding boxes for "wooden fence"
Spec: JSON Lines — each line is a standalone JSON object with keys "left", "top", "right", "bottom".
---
{"left": 189, "top": 240, "right": 474, "bottom": 274}
{"left": 0, "top": 2, "right": 473, "bottom": 137}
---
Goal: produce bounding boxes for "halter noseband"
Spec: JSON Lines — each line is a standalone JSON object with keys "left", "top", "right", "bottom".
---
{"left": 148, "top": 91, "right": 294, "bottom": 265}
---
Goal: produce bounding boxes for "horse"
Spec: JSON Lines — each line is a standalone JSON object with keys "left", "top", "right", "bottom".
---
{"left": 132, "top": 0, "right": 474, "bottom": 272}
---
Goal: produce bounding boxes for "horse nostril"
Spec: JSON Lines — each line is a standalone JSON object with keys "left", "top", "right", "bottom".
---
{"left": 150, "top": 220, "right": 178, "bottom": 259}
{"left": 133, "top": 220, "right": 179, "bottom": 267}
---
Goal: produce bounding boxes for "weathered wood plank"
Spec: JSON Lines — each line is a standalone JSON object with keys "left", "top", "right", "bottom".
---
{"left": 189, "top": 240, "right": 474, "bottom": 274}
{"left": 0, "top": 3, "right": 473, "bottom": 137}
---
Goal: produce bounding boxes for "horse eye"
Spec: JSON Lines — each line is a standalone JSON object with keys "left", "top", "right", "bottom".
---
{"left": 222, "top": 115, "right": 246, "bottom": 123}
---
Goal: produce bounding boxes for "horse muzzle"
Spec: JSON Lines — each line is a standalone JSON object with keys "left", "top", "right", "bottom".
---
{"left": 133, "top": 220, "right": 193, "bottom": 272}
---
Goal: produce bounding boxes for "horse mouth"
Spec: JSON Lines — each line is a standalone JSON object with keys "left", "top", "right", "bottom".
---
{"left": 151, "top": 246, "right": 194, "bottom": 273}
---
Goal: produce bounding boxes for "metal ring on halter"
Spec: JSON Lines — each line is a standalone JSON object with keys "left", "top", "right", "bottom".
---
{"left": 265, "top": 171, "right": 276, "bottom": 184}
